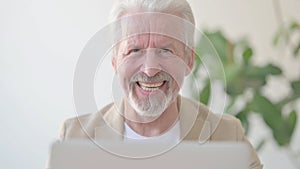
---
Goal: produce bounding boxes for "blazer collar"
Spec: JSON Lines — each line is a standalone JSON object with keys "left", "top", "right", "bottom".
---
{"left": 94, "top": 100, "right": 124, "bottom": 141}
{"left": 94, "top": 96, "right": 211, "bottom": 142}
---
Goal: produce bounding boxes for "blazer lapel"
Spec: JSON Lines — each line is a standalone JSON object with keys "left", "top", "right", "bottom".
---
{"left": 180, "top": 97, "right": 212, "bottom": 142}
{"left": 94, "top": 102, "right": 124, "bottom": 141}
{"left": 93, "top": 96, "right": 212, "bottom": 142}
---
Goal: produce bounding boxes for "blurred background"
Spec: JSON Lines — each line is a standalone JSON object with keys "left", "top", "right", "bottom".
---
{"left": 0, "top": 0, "right": 299, "bottom": 169}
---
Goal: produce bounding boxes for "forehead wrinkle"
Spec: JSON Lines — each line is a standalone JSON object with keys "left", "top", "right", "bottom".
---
{"left": 125, "top": 34, "right": 150, "bottom": 49}
{"left": 122, "top": 16, "right": 181, "bottom": 49}
{"left": 133, "top": 34, "right": 171, "bottom": 49}
{"left": 131, "top": 34, "right": 183, "bottom": 51}
{"left": 127, "top": 19, "right": 151, "bottom": 48}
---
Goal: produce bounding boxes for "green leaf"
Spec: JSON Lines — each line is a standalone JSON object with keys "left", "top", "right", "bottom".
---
{"left": 241, "top": 64, "right": 282, "bottom": 89}
{"left": 246, "top": 64, "right": 282, "bottom": 78}
{"left": 197, "top": 31, "right": 233, "bottom": 65}
{"left": 256, "top": 139, "right": 266, "bottom": 152}
{"left": 250, "top": 93, "right": 282, "bottom": 131}
{"left": 273, "top": 28, "right": 284, "bottom": 46}
{"left": 273, "top": 110, "right": 298, "bottom": 146}
{"left": 236, "top": 110, "right": 250, "bottom": 135}
{"left": 293, "top": 41, "right": 300, "bottom": 57}
{"left": 273, "top": 31, "right": 281, "bottom": 46}
{"left": 224, "top": 64, "right": 241, "bottom": 83}
{"left": 291, "top": 80, "right": 300, "bottom": 95}
{"left": 289, "top": 21, "right": 300, "bottom": 32}
{"left": 287, "top": 110, "right": 297, "bottom": 137}
{"left": 194, "top": 51, "right": 202, "bottom": 65}
{"left": 277, "top": 80, "right": 300, "bottom": 107}
{"left": 224, "top": 65, "right": 248, "bottom": 96}
{"left": 234, "top": 64, "right": 281, "bottom": 90}
{"left": 242, "top": 47, "right": 253, "bottom": 63}
{"left": 207, "top": 31, "right": 229, "bottom": 63}
{"left": 199, "top": 80, "right": 211, "bottom": 105}
{"left": 251, "top": 92, "right": 298, "bottom": 146}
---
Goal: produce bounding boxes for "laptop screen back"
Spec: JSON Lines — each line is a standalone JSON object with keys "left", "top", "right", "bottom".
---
{"left": 48, "top": 140, "right": 250, "bottom": 169}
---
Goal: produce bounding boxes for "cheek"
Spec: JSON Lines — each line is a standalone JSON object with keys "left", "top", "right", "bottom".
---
{"left": 169, "top": 70, "right": 185, "bottom": 90}
{"left": 117, "top": 58, "right": 140, "bottom": 92}
{"left": 160, "top": 58, "right": 187, "bottom": 89}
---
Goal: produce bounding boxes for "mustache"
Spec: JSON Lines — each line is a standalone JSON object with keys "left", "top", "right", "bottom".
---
{"left": 130, "top": 71, "right": 172, "bottom": 82}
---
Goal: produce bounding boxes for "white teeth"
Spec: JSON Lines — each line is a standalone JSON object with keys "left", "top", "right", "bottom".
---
{"left": 138, "top": 81, "right": 164, "bottom": 91}
{"left": 139, "top": 82, "right": 164, "bottom": 88}
{"left": 140, "top": 85, "right": 158, "bottom": 91}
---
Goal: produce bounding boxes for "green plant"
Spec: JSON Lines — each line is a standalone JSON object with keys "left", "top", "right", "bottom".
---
{"left": 192, "top": 23, "right": 300, "bottom": 167}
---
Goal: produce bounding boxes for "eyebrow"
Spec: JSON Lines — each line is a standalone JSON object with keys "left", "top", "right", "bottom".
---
{"left": 159, "top": 43, "right": 176, "bottom": 49}
{"left": 122, "top": 35, "right": 182, "bottom": 52}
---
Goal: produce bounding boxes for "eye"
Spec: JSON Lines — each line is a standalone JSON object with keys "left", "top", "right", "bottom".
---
{"left": 126, "top": 48, "right": 142, "bottom": 55}
{"left": 160, "top": 48, "right": 173, "bottom": 53}
{"left": 129, "top": 49, "right": 141, "bottom": 53}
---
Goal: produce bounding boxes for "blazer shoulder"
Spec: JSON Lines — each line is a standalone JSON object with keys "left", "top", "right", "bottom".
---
{"left": 209, "top": 113, "right": 244, "bottom": 141}
{"left": 64, "top": 102, "right": 114, "bottom": 125}
{"left": 59, "top": 102, "right": 115, "bottom": 140}
{"left": 182, "top": 97, "right": 244, "bottom": 141}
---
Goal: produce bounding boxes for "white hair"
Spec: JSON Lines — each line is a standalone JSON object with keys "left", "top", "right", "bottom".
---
{"left": 110, "top": 0, "right": 195, "bottom": 25}
{"left": 110, "top": 0, "right": 196, "bottom": 56}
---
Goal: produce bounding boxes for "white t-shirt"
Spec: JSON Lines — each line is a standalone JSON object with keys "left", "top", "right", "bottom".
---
{"left": 123, "top": 121, "right": 180, "bottom": 144}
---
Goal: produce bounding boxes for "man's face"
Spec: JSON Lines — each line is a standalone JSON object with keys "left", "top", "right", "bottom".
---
{"left": 112, "top": 15, "right": 194, "bottom": 117}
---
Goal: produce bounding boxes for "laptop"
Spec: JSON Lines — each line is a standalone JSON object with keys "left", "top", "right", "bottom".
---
{"left": 48, "top": 140, "right": 250, "bottom": 169}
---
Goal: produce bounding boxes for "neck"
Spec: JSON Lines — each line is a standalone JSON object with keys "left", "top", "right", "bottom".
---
{"left": 124, "top": 97, "right": 179, "bottom": 137}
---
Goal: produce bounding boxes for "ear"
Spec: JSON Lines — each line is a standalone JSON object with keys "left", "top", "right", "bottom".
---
{"left": 184, "top": 47, "right": 195, "bottom": 76}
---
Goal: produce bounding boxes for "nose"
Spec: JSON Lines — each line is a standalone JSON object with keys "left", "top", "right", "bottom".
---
{"left": 141, "top": 49, "right": 162, "bottom": 77}
{"left": 143, "top": 68, "right": 161, "bottom": 77}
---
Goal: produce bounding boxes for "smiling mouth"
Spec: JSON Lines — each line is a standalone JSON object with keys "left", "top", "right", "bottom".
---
{"left": 137, "top": 81, "right": 166, "bottom": 92}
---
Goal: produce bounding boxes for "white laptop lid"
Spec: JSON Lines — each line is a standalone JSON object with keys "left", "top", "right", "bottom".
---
{"left": 49, "top": 140, "right": 250, "bottom": 169}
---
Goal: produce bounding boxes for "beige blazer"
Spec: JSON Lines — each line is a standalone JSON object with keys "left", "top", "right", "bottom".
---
{"left": 56, "top": 96, "right": 263, "bottom": 169}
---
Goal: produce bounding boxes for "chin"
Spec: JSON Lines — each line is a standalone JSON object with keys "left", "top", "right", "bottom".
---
{"left": 128, "top": 88, "right": 173, "bottom": 118}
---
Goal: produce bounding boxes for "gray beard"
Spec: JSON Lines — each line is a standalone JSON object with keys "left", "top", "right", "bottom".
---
{"left": 128, "top": 82, "right": 173, "bottom": 117}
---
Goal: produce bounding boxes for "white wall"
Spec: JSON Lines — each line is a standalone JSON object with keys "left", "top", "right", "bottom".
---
{"left": 0, "top": 0, "right": 114, "bottom": 168}
{"left": 0, "top": 0, "right": 299, "bottom": 169}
